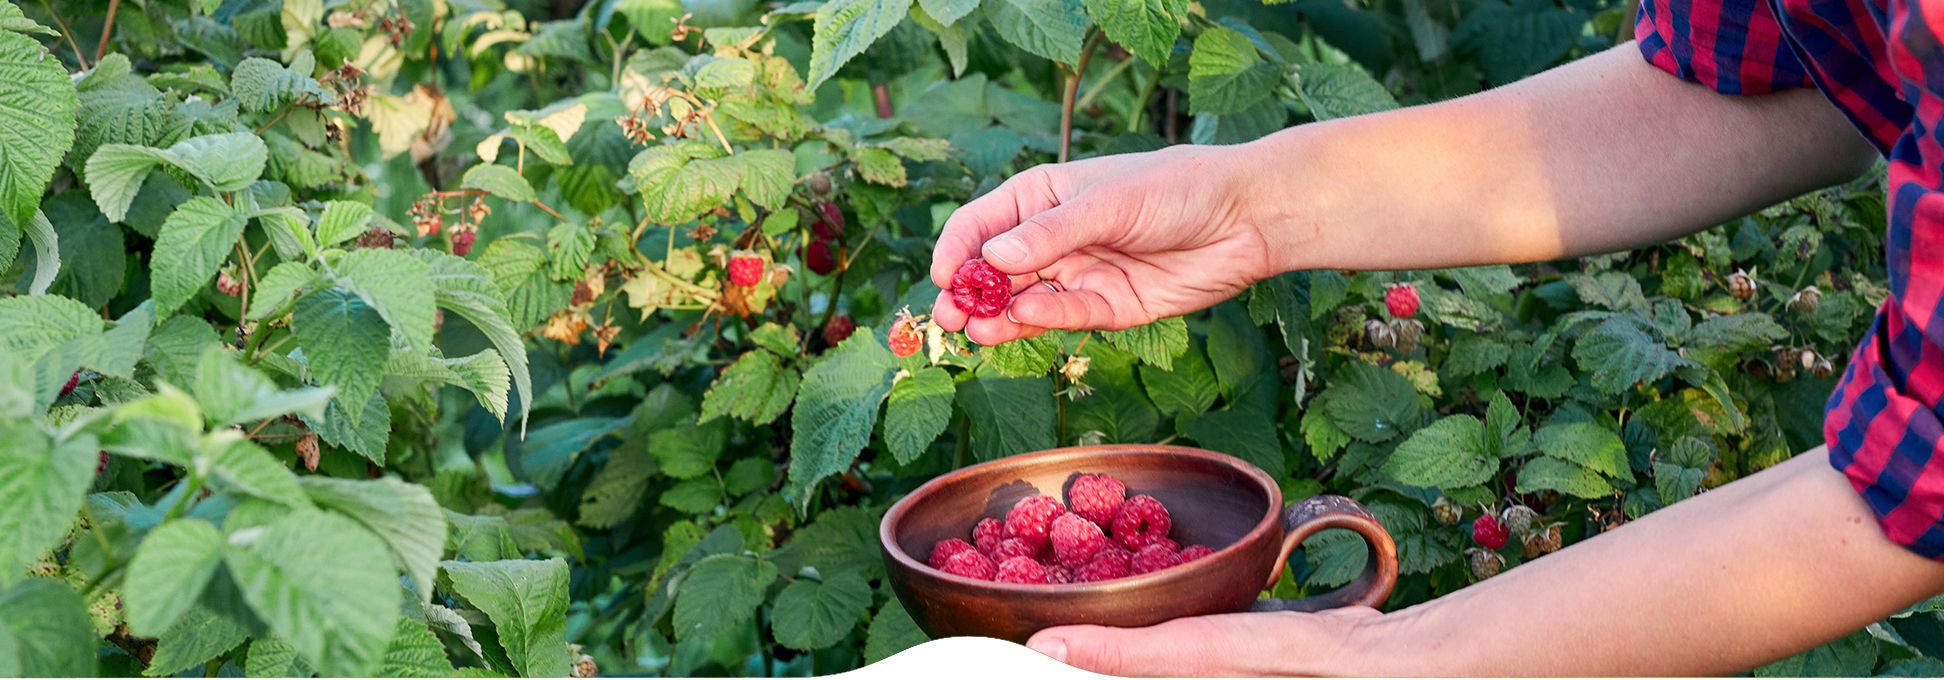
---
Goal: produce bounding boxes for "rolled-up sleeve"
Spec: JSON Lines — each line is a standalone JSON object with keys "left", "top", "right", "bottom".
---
{"left": 1635, "top": 0, "right": 1813, "bottom": 94}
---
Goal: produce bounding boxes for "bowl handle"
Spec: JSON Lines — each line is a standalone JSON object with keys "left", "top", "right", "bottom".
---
{"left": 1250, "top": 495, "right": 1399, "bottom": 612}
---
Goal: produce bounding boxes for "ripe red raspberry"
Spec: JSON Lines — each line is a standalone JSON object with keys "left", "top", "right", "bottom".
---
{"left": 1110, "top": 495, "right": 1172, "bottom": 550}
{"left": 994, "top": 556, "right": 1052, "bottom": 584}
{"left": 805, "top": 238, "right": 837, "bottom": 275}
{"left": 888, "top": 315, "right": 923, "bottom": 358}
{"left": 59, "top": 371, "right": 79, "bottom": 397}
{"left": 728, "top": 254, "right": 764, "bottom": 286}
{"left": 1045, "top": 564, "right": 1072, "bottom": 584}
{"left": 1005, "top": 495, "right": 1066, "bottom": 547}
{"left": 972, "top": 517, "right": 1005, "bottom": 555}
{"left": 1178, "top": 545, "right": 1215, "bottom": 562}
{"left": 1048, "top": 513, "right": 1109, "bottom": 568}
{"left": 814, "top": 202, "right": 844, "bottom": 239}
{"left": 1151, "top": 537, "right": 1179, "bottom": 553}
{"left": 823, "top": 315, "right": 855, "bottom": 346}
{"left": 989, "top": 537, "right": 1037, "bottom": 562}
{"left": 1074, "top": 549, "right": 1132, "bottom": 582}
{"left": 95, "top": 451, "right": 108, "bottom": 475}
{"left": 1065, "top": 474, "right": 1126, "bottom": 529}
{"left": 939, "top": 550, "right": 997, "bottom": 580}
{"left": 1385, "top": 283, "right": 1420, "bottom": 318}
{"left": 451, "top": 230, "right": 476, "bottom": 256}
{"left": 1472, "top": 514, "right": 1509, "bottom": 550}
{"left": 928, "top": 538, "right": 978, "bottom": 569}
{"left": 1129, "top": 543, "right": 1183, "bottom": 575}
{"left": 949, "top": 259, "right": 1012, "bottom": 318}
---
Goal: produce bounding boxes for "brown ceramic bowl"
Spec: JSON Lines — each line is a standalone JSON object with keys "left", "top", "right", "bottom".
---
{"left": 880, "top": 444, "right": 1399, "bottom": 643}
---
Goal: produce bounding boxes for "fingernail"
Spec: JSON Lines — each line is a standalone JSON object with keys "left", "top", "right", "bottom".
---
{"left": 986, "top": 235, "right": 1028, "bottom": 264}
{"left": 1028, "top": 638, "right": 1068, "bottom": 663}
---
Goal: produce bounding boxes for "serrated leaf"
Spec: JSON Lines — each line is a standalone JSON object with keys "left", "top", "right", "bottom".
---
{"left": 1322, "top": 360, "right": 1424, "bottom": 443}
{"left": 144, "top": 604, "right": 246, "bottom": 677}
{"left": 461, "top": 164, "right": 537, "bottom": 202}
{"left": 661, "top": 476, "right": 724, "bottom": 513}
{"left": 0, "top": 579, "right": 96, "bottom": 677}
{"left": 1573, "top": 316, "right": 1697, "bottom": 393}
{"left": 956, "top": 373, "right": 1056, "bottom": 460}
{"left": 0, "top": 30, "right": 77, "bottom": 229}
{"left": 988, "top": 0, "right": 1089, "bottom": 64}
{"left": 1567, "top": 272, "right": 1647, "bottom": 312}
{"left": 230, "top": 56, "right": 330, "bottom": 113}
{"left": 0, "top": 424, "right": 96, "bottom": 587}
{"left": 700, "top": 350, "right": 800, "bottom": 425}
{"left": 1442, "top": 334, "right": 1509, "bottom": 377}
{"left": 673, "top": 554, "right": 778, "bottom": 641}
{"left": 1531, "top": 421, "right": 1629, "bottom": 478}
{"left": 300, "top": 477, "right": 445, "bottom": 600}
{"left": 806, "top": 0, "right": 914, "bottom": 88}
{"left": 1513, "top": 456, "right": 1614, "bottom": 498}
{"left": 577, "top": 438, "right": 656, "bottom": 529}
{"left": 151, "top": 197, "right": 248, "bottom": 316}
{"left": 883, "top": 367, "right": 955, "bottom": 464}
{"left": 864, "top": 599, "right": 929, "bottom": 664}
{"left": 123, "top": 519, "right": 225, "bottom": 636}
{"left": 735, "top": 148, "right": 796, "bottom": 210}
{"left": 1084, "top": 0, "right": 1184, "bottom": 65}
{"left": 981, "top": 335, "right": 1059, "bottom": 376}
{"left": 224, "top": 510, "right": 399, "bottom": 677}
{"left": 381, "top": 617, "right": 455, "bottom": 677}
{"left": 1100, "top": 316, "right": 1188, "bottom": 370}
{"left": 192, "top": 346, "right": 333, "bottom": 427}
{"left": 245, "top": 638, "right": 313, "bottom": 677}
{"left": 1291, "top": 62, "right": 1398, "bottom": 120}
{"left": 314, "top": 201, "right": 373, "bottom": 248}
{"left": 1680, "top": 313, "right": 1788, "bottom": 367}
{"left": 206, "top": 436, "right": 311, "bottom": 507}
{"left": 1301, "top": 404, "right": 1350, "bottom": 463}
{"left": 293, "top": 288, "right": 389, "bottom": 418}
{"left": 408, "top": 249, "right": 532, "bottom": 431}
{"left": 787, "top": 332, "right": 900, "bottom": 507}
{"left": 1140, "top": 343, "right": 1218, "bottom": 419}
{"left": 771, "top": 572, "right": 872, "bottom": 651}
{"left": 299, "top": 393, "right": 389, "bottom": 464}
{"left": 853, "top": 147, "right": 907, "bottom": 186}
{"left": 328, "top": 248, "right": 438, "bottom": 354}
{"left": 1186, "top": 406, "right": 1287, "bottom": 477}
{"left": 440, "top": 559, "right": 571, "bottom": 677}
{"left": 1188, "top": 27, "right": 1278, "bottom": 114}
{"left": 1381, "top": 415, "right": 1495, "bottom": 489}
{"left": 651, "top": 419, "right": 729, "bottom": 479}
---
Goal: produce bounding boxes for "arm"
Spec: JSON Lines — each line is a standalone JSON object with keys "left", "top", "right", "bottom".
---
{"left": 1024, "top": 448, "right": 1944, "bottom": 676}
{"left": 929, "top": 44, "right": 1876, "bottom": 344}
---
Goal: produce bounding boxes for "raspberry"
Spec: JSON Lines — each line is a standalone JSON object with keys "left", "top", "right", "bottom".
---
{"left": 1472, "top": 514, "right": 1509, "bottom": 550}
{"left": 1500, "top": 505, "right": 1537, "bottom": 538}
{"left": 1065, "top": 474, "right": 1126, "bottom": 529}
{"left": 994, "top": 556, "right": 1052, "bottom": 584}
{"left": 1074, "top": 549, "right": 1132, "bottom": 582}
{"left": 1727, "top": 269, "right": 1757, "bottom": 300}
{"left": 888, "top": 316, "right": 923, "bottom": 358}
{"left": 1385, "top": 282, "right": 1420, "bottom": 318}
{"left": 1431, "top": 496, "right": 1462, "bottom": 526}
{"left": 1129, "top": 543, "right": 1183, "bottom": 575}
{"left": 1110, "top": 495, "right": 1172, "bottom": 550}
{"left": 805, "top": 238, "right": 837, "bottom": 275}
{"left": 59, "top": 371, "right": 79, "bottom": 397}
{"left": 949, "top": 259, "right": 1012, "bottom": 318}
{"left": 1048, "top": 513, "right": 1109, "bottom": 568}
{"left": 823, "top": 315, "right": 855, "bottom": 346}
{"left": 989, "top": 537, "right": 1038, "bottom": 562}
{"left": 95, "top": 451, "right": 107, "bottom": 475}
{"left": 216, "top": 269, "right": 243, "bottom": 297}
{"left": 1789, "top": 286, "right": 1822, "bottom": 314}
{"left": 939, "top": 550, "right": 998, "bottom": 580}
{"left": 1468, "top": 548, "right": 1504, "bottom": 580}
{"left": 728, "top": 254, "right": 764, "bottom": 286}
{"left": 1151, "top": 537, "right": 1179, "bottom": 553}
{"left": 814, "top": 202, "right": 844, "bottom": 239}
{"left": 1045, "top": 564, "right": 1072, "bottom": 584}
{"left": 1178, "top": 545, "right": 1215, "bottom": 562}
{"left": 972, "top": 517, "right": 1006, "bottom": 556}
{"left": 1005, "top": 495, "right": 1066, "bottom": 547}
{"left": 1523, "top": 523, "right": 1564, "bottom": 558}
{"left": 451, "top": 230, "right": 476, "bottom": 256}
{"left": 929, "top": 538, "right": 978, "bottom": 569}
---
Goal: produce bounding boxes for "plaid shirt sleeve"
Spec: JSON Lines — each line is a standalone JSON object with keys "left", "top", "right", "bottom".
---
{"left": 1634, "top": 0, "right": 1813, "bottom": 94}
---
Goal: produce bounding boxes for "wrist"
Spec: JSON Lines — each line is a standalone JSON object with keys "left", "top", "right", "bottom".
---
{"left": 1223, "top": 125, "right": 1344, "bottom": 276}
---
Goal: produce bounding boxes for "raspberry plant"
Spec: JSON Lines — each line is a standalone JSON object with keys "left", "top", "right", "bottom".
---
{"left": 0, "top": 0, "right": 1936, "bottom": 676}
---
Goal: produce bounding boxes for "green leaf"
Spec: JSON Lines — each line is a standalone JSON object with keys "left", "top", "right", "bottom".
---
{"left": 1679, "top": 313, "right": 1788, "bottom": 367}
{"left": 150, "top": 197, "right": 248, "bottom": 316}
{"left": 651, "top": 419, "right": 729, "bottom": 479}
{"left": 0, "top": 424, "right": 95, "bottom": 587}
{"left": 229, "top": 56, "right": 330, "bottom": 113}
{"left": 1531, "top": 421, "right": 1629, "bottom": 478}
{"left": 1567, "top": 272, "right": 1647, "bottom": 312}
{"left": 917, "top": 0, "right": 979, "bottom": 25}
{"left": 440, "top": 559, "right": 571, "bottom": 677}
{"left": 1573, "top": 317, "right": 1697, "bottom": 393}
{"left": 1083, "top": 0, "right": 1184, "bottom": 66}
{"left": 0, "top": 3, "right": 56, "bottom": 36}
{"left": 1302, "top": 404, "right": 1350, "bottom": 462}
{"left": 37, "top": 194, "right": 122, "bottom": 308}
{"left": 381, "top": 617, "right": 456, "bottom": 677}
{"left": 192, "top": 346, "right": 333, "bottom": 427}
{"left": 750, "top": 322, "right": 801, "bottom": 356}
{"left": 988, "top": 0, "right": 1090, "bottom": 63}
{"left": 1381, "top": 415, "right": 1495, "bottom": 489}
{"left": 765, "top": 506, "right": 882, "bottom": 581}
{"left": 700, "top": 350, "right": 801, "bottom": 425}
{"left": 883, "top": 367, "right": 955, "bottom": 464}
{"left": 223, "top": 509, "right": 399, "bottom": 677}
{"left": 0, "top": 29, "right": 77, "bottom": 229}
{"left": 853, "top": 147, "right": 907, "bottom": 186}
{"left": 661, "top": 477, "right": 723, "bottom": 513}
{"left": 1322, "top": 360, "right": 1424, "bottom": 443}
{"left": 144, "top": 604, "right": 247, "bottom": 677}
{"left": 734, "top": 148, "right": 796, "bottom": 210}
{"left": 1442, "top": 334, "right": 1509, "bottom": 377}
{"left": 806, "top": 0, "right": 914, "bottom": 89}
{"left": 408, "top": 250, "right": 533, "bottom": 431}
{"left": 206, "top": 435, "right": 311, "bottom": 507}
{"left": 314, "top": 200, "right": 374, "bottom": 248}
{"left": 16, "top": 208, "right": 54, "bottom": 295}
{"left": 787, "top": 331, "right": 901, "bottom": 507}
{"left": 328, "top": 248, "right": 438, "bottom": 354}
{"left": 981, "top": 335, "right": 1059, "bottom": 376}
{"left": 770, "top": 572, "right": 872, "bottom": 651}
{"left": 461, "top": 164, "right": 537, "bottom": 202}
{"left": 293, "top": 288, "right": 390, "bottom": 419}
{"left": 1291, "top": 62, "right": 1399, "bottom": 120}
{"left": 957, "top": 374, "right": 1057, "bottom": 460}
{"left": 545, "top": 222, "right": 594, "bottom": 281}
{"left": 300, "top": 477, "right": 446, "bottom": 600}
{"left": 1188, "top": 27, "right": 1278, "bottom": 115}
{"left": 245, "top": 637, "right": 313, "bottom": 677}
{"left": 123, "top": 519, "right": 225, "bottom": 636}
{"left": 301, "top": 394, "right": 390, "bottom": 464}
{"left": 577, "top": 438, "right": 657, "bottom": 529}
{"left": 1140, "top": 344, "right": 1219, "bottom": 419}
{"left": 0, "top": 579, "right": 96, "bottom": 677}
{"left": 1186, "top": 406, "right": 1287, "bottom": 477}
{"left": 1100, "top": 316, "right": 1188, "bottom": 370}
{"left": 863, "top": 599, "right": 930, "bottom": 664}
{"left": 1513, "top": 456, "right": 1614, "bottom": 499}
{"left": 673, "top": 554, "right": 778, "bottom": 641}
{"left": 252, "top": 261, "right": 319, "bottom": 317}
{"left": 519, "top": 416, "right": 629, "bottom": 488}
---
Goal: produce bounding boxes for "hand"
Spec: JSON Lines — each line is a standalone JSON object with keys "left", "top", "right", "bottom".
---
{"left": 1022, "top": 607, "right": 1381, "bottom": 677}
{"left": 928, "top": 144, "right": 1286, "bottom": 345}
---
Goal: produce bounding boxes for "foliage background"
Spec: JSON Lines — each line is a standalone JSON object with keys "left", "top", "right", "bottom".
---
{"left": 0, "top": 0, "right": 1936, "bottom": 677}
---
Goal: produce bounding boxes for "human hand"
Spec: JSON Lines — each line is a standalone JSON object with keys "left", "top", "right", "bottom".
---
{"left": 1021, "top": 607, "right": 1381, "bottom": 677}
{"left": 928, "top": 144, "right": 1288, "bottom": 345}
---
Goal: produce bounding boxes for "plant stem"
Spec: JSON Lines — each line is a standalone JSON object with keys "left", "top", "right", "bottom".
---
{"left": 233, "top": 242, "right": 253, "bottom": 326}
{"left": 1057, "top": 33, "right": 1104, "bottom": 163}
{"left": 38, "top": 0, "right": 88, "bottom": 69}
{"left": 94, "top": 0, "right": 119, "bottom": 61}
{"left": 871, "top": 82, "right": 893, "bottom": 119}
{"left": 1163, "top": 89, "right": 1179, "bottom": 144}
{"left": 1128, "top": 68, "right": 1160, "bottom": 133}
{"left": 1076, "top": 57, "right": 1135, "bottom": 113}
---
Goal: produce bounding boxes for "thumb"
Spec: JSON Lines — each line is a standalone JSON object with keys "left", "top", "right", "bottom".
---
{"left": 980, "top": 197, "right": 1119, "bottom": 275}
{"left": 1025, "top": 618, "right": 1229, "bottom": 677}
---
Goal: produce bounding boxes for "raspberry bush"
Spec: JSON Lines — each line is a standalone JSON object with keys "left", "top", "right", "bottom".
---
{"left": 0, "top": 0, "right": 1934, "bottom": 676}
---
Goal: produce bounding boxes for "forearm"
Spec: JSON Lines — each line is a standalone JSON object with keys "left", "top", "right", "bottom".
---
{"left": 1334, "top": 448, "right": 1944, "bottom": 676}
{"left": 1235, "top": 45, "right": 1876, "bottom": 272}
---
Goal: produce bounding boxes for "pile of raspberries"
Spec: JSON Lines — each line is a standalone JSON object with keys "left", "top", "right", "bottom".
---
{"left": 925, "top": 473, "right": 1214, "bottom": 584}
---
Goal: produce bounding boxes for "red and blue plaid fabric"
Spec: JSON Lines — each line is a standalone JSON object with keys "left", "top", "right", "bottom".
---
{"left": 1638, "top": 0, "right": 1944, "bottom": 557}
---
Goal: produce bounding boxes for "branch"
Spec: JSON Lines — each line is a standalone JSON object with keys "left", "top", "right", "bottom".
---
{"left": 94, "top": 0, "right": 119, "bottom": 62}
{"left": 37, "top": 0, "right": 88, "bottom": 69}
{"left": 1058, "top": 33, "right": 1104, "bottom": 163}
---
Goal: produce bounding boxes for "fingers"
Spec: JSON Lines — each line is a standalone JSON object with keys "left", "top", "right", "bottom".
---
{"left": 1025, "top": 609, "right": 1380, "bottom": 677}
{"left": 1005, "top": 288, "right": 1122, "bottom": 331}
{"left": 931, "top": 169, "right": 1065, "bottom": 289}
{"left": 979, "top": 198, "right": 1119, "bottom": 277}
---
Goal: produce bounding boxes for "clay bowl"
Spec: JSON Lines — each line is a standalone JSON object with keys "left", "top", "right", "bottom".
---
{"left": 880, "top": 444, "right": 1399, "bottom": 643}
